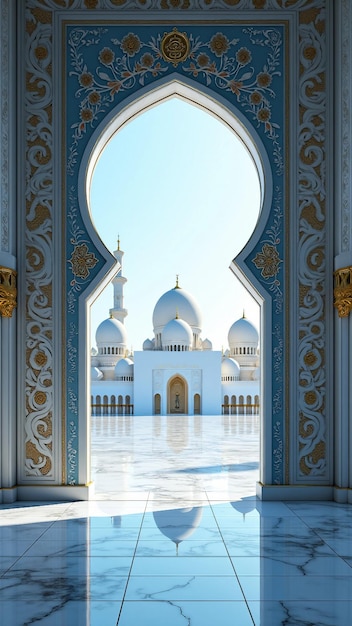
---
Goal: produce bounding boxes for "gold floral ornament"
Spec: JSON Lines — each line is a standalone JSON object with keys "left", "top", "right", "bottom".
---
{"left": 209, "top": 32, "right": 230, "bottom": 57}
{"left": 121, "top": 33, "right": 141, "bottom": 57}
{"left": 334, "top": 266, "right": 352, "bottom": 317}
{"left": 0, "top": 267, "right": 17, "bottom": 317}
{"left": 69, "top": 244, "right": 98, "bottom": 280}
{"left": 161, "top": 29, "right": 190, "bottom": 66}
{"left": 253, "top": 243, "right": 281, "bottom": 278}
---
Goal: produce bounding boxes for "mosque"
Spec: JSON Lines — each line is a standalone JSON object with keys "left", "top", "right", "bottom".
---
{"left": 91, "top": 240, "right": 260, "bottom": 416}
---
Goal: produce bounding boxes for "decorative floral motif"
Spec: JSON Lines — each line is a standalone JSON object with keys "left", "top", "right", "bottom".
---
{"left": 67, "top": 26, "right": 283, "bottom": 176}
{"left": 121, "top": 33, "right": 141, "bottom": 57}
{"left": 67, "top": 187, "right": 100, "bottom": 307}
{"left": 252, "top": 187, "right": 283, "bottom": 314}
{"left": 209, "top": 32, "right": 230, "bottom": 57}
{"left": 236, "top": 47, "right": 252, "bottom": 65}
{"left": 69, "top": 243, "right": 98, "bottom": 280}
{"left": 253, "top": 243, "right": 280, "bottom": 278}
{"left": 99, "top": 47, "right": 115, "bottom": 65}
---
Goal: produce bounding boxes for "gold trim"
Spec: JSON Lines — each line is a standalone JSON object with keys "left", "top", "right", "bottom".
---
{"left": 160, "top": 28, "right": 190, "bottom": 66}
{"left": 0, "top": 267, "right": 17, "bottom": 317}
{"left": 333, "top": 266, "right": 352, "bottom": 317}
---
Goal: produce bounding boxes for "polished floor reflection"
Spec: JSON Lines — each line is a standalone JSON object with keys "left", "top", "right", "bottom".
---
{"left": 1, "top": 414, "right": 352, "bottom": 625}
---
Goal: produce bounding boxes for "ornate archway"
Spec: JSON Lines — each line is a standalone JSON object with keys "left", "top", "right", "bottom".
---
{"left": 168, "top": 375, "right": 188, "bottom": 415}
{"left": 18, "top": 2, "right": 332, "bottom": 502}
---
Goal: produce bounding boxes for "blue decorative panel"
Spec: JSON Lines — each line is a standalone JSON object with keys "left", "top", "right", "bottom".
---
{"left": 65, "top": 22, "right": 286, "bottom": 485}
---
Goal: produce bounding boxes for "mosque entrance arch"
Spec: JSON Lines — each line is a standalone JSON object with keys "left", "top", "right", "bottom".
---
{"left": 19, "top": 6, "right": 332, "bottom": 504}
{"left": 22, "top": 16, "right": 293, "bottom": 498}
{"left": 80, "top": 78, "right": 270, "bottom": 491}
{"left": 82, "top": 77, "right": 269, "bottom": 488}
{"left": 167, "top": 376, "right": 188, "bottom": 415}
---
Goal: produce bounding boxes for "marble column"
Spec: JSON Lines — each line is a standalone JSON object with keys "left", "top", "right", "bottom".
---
{"left": 333, "top": 0, "right": 352, "bottom": 503}
{"left": 0, "top": 0, "right": 17, "bottom": 503}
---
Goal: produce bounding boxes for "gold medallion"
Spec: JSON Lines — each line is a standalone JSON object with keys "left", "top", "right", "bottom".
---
{"left": 161, "top": 28, "right": 190, "bottom": 66}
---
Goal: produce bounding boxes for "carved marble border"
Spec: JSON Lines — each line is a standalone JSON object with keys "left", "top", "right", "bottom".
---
{"left": 297, "top": 4, "right": 327, "bottom": 479}
{"left": 23, "top": 0, "right": 327, "bottom": 486}
{"left": 24, "top": 3, "right": 54, "bottom": 478}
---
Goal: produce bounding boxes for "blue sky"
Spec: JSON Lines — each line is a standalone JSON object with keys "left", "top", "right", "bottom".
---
{"left": 89, "top": 97, "right": 261, "bottom": 352}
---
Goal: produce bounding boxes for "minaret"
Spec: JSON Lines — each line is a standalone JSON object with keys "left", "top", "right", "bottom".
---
{"left": 109, "top": 236, "right": 128, "bottom": 324}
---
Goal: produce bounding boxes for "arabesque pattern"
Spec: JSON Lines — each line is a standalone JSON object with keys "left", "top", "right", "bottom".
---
{"left": 23, "top": 0, "right": 327, "bottom": 488}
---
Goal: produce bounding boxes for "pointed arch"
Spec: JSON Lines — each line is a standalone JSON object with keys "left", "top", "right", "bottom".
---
{"left": 76, "top": 76, "right": 272, "bottom": 489}
{"left": 167, "top": 374, "right": 188, "bottom": 415}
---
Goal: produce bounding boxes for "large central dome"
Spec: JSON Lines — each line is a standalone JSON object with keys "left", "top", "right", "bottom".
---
{"left": 153, "top": 285, "right": 202, "bottom": 332}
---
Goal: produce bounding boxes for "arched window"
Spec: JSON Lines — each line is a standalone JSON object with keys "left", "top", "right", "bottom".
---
{"left": 223, "top": 394, "right": 229, "bottom": 415}
{"left": 255, "top": 394, "right": 260, "bottom": 414}
{"left": 239, "top": 395, "right": 244, "bottom": 415}
{"left": 96, "top": 394, "right": 101, "bottom": 416}
{"left": 247, "top": 395, "right": 252, "bottom": 414}
{"left": 154, "top": 393, "right": 161, "bottom": 415}
{"left": 194, "top": 393, "right": 201, "bottom": 415}
{"left": 118, "top": 394, "right": 123, "bottom": 415}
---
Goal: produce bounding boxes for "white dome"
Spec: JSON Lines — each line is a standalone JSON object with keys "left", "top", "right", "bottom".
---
{"left": 221, "top": 357, "right": 240, "bottom": 380}
{"left": 162, "top": 317, "right": 193, "bottom": 348}
{"left": 228, "top": 316, "right": 259, "bottom": 347}
{"left": 91, "top": 366, "right": 103, "bottom": 381}
{"left": 96, "top": 317, "right": 127, "bottom": 346}
{"left": 153, "top": 286, "right": 202, "bottom": 331}
{"left": 114, "top": 357, "right": 134, "bottom": 378}
{"left": 202, "top": 338, "right": 212, "bottom": 350}
{"left": 143, "top": 338, "right": 153, "bottom": 351}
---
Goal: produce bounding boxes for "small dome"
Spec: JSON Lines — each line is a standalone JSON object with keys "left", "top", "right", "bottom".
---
{"left": 143, "top": 338, "right": 154, "bottom": 351}
{"left": 202, "top": 338, "right": 212, "bottom": 351}
{"left": 96, "top": 317, "right": 127, "bottom": 346}
{"left": 153, "top": 285, "right": 202, "bottom": 331}
{"left": 221, "top": 357, "right": 240, "bottom": 380}
{"left": 114, "top": 357, "right": 134, "bottom": 379}
{"left": 228, "top": 316, "right": 259, "bottom": 347}
{"left": 91, "top": 366, "right": 103, "bottom": 381}
{"left": 153, "top": 507, "right": 203, "bottom": 545}
{"left": 162, "top": 317, "right": 193, "bottom": 348}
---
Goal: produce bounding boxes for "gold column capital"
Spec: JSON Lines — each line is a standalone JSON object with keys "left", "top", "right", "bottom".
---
{"left": 0, "top": 266, "right": 17, "bottom": 318}
{"left": 334, "top": 266, "right": 352, "bottom": 318}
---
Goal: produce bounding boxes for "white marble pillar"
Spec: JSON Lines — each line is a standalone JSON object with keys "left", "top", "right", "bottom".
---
{"left": 0, "top": 1, "right": 17, "bottom": 503}
{"left": 0, "top": 0, "right": 17, "bottom": 502}
{"left": 333, "top": 0, "right": 352, "bottom": 503}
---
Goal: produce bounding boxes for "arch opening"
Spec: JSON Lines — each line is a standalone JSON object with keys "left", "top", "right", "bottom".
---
{"left": 83, "top": 78, "right": 269, "bottom": 493}
{"left": 167, "top": 375, "right": 188, "bottom": 415}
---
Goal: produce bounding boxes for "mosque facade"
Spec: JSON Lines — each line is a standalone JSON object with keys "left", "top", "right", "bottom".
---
{"left": 91, "top": 242, "right": 260, "bottom": 417}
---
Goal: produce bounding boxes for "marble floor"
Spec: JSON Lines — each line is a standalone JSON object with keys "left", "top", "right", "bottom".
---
{"left": 1, "top": 414, "right": 352, "bottom": 625}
